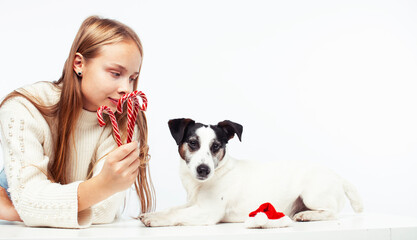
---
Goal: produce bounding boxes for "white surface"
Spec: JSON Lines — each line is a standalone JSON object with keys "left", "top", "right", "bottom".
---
{"left": 0, "top": 0, "right": 417, "bottom": 218}
{"left": 0, "top": 214, "right": 417, "bottom": 240}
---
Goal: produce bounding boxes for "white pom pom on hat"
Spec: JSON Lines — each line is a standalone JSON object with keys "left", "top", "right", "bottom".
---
{"left": 244, "top": 202, "right": 293, "bottom": 228}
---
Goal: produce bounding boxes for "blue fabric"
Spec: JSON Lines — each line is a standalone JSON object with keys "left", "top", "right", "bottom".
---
{"left": 0, "top": 168, "right": 10, "bottom": 199}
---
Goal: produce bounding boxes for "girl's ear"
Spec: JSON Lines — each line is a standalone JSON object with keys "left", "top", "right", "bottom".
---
{"left": 73, "top": 53, "right": 84, "bottom": 77}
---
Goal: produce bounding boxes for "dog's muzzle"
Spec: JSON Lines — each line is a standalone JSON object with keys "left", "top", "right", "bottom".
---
{"left": 196, "top": 164, "right": 211, "bottom": 180}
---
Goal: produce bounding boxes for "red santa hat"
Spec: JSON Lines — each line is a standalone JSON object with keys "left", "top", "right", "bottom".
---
{"left": 244, "top": 202, "right": 293, "bottom": 228}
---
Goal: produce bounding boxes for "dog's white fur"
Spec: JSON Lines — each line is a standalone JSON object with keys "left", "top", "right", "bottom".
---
{"left": 140, "top": 126, "right": 363, "bottom": 227}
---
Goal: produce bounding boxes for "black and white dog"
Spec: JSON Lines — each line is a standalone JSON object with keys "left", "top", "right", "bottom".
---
{"left": 140, "top": 118, "right": 363, "bottom": 227}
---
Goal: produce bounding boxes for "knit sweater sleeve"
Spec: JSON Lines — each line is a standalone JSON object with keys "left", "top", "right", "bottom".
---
{"left": 89, "top": 124, "right": 143, "bottom": 223}
{"left": 0, "top": 97, "right": 92, "bottom": 228}
{"left": 89, "top": 129, "right": 128, "bottom": 224}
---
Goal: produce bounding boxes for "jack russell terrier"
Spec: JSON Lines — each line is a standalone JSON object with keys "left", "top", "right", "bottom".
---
{"left": 140, "top": 118, "right": 363, "bottom": 227}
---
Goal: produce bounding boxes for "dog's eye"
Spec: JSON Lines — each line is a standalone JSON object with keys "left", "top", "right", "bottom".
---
{"left": 212, "top": 143, "right": 220, "bottom": 152}
{"left": 188, "top": 140, "right": 198, "bottom": 148}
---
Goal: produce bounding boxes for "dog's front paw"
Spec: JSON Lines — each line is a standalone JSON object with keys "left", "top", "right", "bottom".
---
{"left": 140, "top": 212, "right": 173, "bottom": 227}
{"left": 139, "top": 213, "right": 155, "bottom": 227}
{"left": 139, "top": 213, "right": 147, "bottom": 222}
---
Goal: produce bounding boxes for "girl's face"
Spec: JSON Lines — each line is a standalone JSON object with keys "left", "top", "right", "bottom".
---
{"left": 77, "top": 40, "right": 141, "bottom": 112}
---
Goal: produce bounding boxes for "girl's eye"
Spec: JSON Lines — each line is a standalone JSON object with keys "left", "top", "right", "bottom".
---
{"left": 130, "top": 75, "right": 139, "bottom": 82}
{"left": 111, "top": 72, "right": 121, "bottom": 77}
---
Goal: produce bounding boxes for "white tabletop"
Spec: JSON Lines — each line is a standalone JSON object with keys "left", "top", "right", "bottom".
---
{"left": 1, "top": 214, "right": 417, "bottom": 240}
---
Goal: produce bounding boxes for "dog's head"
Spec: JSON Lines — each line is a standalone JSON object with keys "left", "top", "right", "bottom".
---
{"left": 168, "top": 118, "right": 243, "bottom": 182}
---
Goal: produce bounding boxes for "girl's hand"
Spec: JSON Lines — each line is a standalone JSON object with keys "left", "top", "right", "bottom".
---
{"left": 0, "top": 187, "right": 22, "bottom": 222}
{"left": 78, "top": 141, "right": 140, "bottom": 212}
{"left": 98, "top": 141, "right": 141, "bottom": 194}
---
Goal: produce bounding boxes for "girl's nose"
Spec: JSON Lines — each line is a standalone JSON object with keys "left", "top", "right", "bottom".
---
{"left": 117, "top": 79, "right": 132, "bottom": 95}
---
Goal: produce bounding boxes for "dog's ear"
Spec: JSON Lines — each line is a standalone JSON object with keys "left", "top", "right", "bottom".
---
{"left": 217, "top": 120, "right": 243, "bottom": 142}
{"left": 168, "top": 118, "right": 195, "bottom": 145}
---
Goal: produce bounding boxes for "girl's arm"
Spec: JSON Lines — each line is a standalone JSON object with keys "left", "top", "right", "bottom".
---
{"left": 77, "top": 141, "right": 140, "bottom": 212}
{"left": 86, "top": 125, "right": 143, "bottom": 224}
{"left": 1, "top": 97, "right": 141, "bottom": 227}
{"left": 0, "top": 97, "right": 90, "bottom": 228}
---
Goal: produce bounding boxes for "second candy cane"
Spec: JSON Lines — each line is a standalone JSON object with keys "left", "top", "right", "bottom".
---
{"left": 117, "top": 90, "right": 148, "bottom": 143}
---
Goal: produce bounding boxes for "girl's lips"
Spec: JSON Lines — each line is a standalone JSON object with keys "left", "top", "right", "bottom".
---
{"left": 108, "top": 97, "right": 119, "bottom": 106}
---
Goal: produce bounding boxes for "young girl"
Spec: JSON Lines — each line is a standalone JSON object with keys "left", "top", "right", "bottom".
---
{"left": 0, "top": 16, "right": 155, "bottom": 228}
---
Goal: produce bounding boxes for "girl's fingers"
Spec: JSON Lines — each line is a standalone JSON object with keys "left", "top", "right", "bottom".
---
{"left": 112, "top": 146, "right": 139, "bottom": 176}
{"left": 109, "top": 141, "right": 138, "bottom": 162}
{"left": 120, "top": 153, "right": 140, "bottom": 176}
{"left": 126, "top": 158, "right": 141, "bottom": 175}
{"left": 130, "top": 167, "right": 139, "bottom": 179}
{"left": 120, "top": 147, "right": 140, "bottom": 167}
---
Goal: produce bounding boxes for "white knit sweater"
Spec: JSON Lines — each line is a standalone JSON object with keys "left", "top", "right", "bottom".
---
{"left": 0, "top": 81, "right": 129, "bottom": 228}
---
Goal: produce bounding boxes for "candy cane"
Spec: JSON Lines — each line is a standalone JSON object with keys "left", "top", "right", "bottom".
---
{"left": 117, "top": 91, "right": 147, "bottom": 114}
{"left": 116, "top": 94, "right": 130, "bottom": 114}
{"left": 135, "top": 90, "right": 148, "bottom": 112}
{"left": 126, "top": 96, "right": 139, "bottom": 143}
{"left": 117, "top": 91, "right": 148, "bottom": 143}
{"left": 97, "top": 106, "right": 122, "bottom": 146}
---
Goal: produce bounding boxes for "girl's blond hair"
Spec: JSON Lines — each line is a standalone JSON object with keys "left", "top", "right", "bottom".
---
{"left": 0, "top": 16, "right": 155, "bottom": 214}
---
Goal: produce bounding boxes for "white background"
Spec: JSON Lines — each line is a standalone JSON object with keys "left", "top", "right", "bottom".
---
{"left": 0, "top": 0, "right": 416, "bottom": 218}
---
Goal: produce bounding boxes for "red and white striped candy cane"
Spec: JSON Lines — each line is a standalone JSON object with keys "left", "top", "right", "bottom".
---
{"left": 117, "top": 90, "right": 148, "bottom": 143}
{"left": 126, "top": 96, "right": 139, "bottom": 143}
{"left": 134, "top": 90, "right": 148, "bottom": 112}
{"left": 116, "top": 93, "right": 130, "bottom": 114}
{"left": 97, "top": 106, "right": 123, "bottom": 146}
{"left": 117, "top": 90, "right": 147, "bottom": 114}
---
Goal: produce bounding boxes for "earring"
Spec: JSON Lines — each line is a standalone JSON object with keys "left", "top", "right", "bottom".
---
{"left": 77, "top": 71, "right": 82, "bottom": 76}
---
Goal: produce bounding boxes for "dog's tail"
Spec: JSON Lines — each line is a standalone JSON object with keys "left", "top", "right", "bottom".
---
{"left": 342, "top": 178, "right": 364, "bottom": 213}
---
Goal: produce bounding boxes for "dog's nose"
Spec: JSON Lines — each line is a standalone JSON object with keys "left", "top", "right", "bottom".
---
{"left": 196, "top": 164, "right": 211, "bottom": 178}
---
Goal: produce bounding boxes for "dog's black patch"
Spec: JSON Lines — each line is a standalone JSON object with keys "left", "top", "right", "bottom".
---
{"left": 182, "top": 123, "right": 206, "bottom": 145}
{"left": 169, "top": 118, "right": 205, "bottom": 163}
{"left": 169, "top": 118, "right": 243, "bottom": 164}
{"left": 210, "top": 120, "right": 243, "bottom": 147}
{"left": 168, "top": 118, "right": 210, "bottom": 145}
